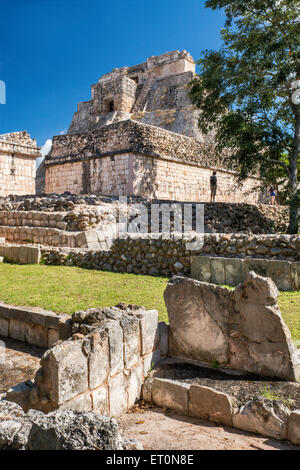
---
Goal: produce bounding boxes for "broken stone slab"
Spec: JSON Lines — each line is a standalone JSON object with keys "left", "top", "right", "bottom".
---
{"left": 139, "top": 309, "right": 159, "bottom": 355}
{"left": 232, "top": 397, "right": 290, "bottom": 441}
{"left": 287, "top": 410, "right": 300, "bottom": 445}
{"left": 40, "top": 338, "right": 89, "bottom": 405}
{"left": 120, "top": 316, "right": 140, "bottom": 369}
{"left": 151, "top": 377, "right": 190, "bottom": 415}
{"left": 164, "top": 273, "right": 300, "bottom": 381}
{"left": 189, "top": 384, "right": 233, "bottom": 427}
{"left": 165, "top": 276, "right": 230, "bottom": 366}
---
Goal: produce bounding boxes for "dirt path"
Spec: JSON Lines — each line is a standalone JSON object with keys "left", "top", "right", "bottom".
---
{"left": 119, "top": 406, "right": 299, "bottom": 450}
{"left": 0, "top": 336, "right": 44, "bottom": 394}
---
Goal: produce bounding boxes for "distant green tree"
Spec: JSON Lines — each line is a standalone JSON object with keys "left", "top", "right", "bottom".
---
{"left": 190, "top": 0, "right": 300, "bottom": 233}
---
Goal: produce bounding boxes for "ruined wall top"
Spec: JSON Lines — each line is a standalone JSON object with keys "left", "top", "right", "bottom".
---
{"left": 0, "top": 131, "right": 40, "bottom": 158}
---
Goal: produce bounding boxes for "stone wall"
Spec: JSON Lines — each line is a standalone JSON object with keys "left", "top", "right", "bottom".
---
{"left": 7, "top": 305, "right": 167, "bottom": 417}
{"left": 0, "top": 302, "right": 72, "bottom": 349}
{"left": 0, "top": 131, "right": 40, "bottom": 197}
{"left": 42, "top": 233, "right": 300, "bottom": 278}
{"left": 191, "top": 256, "right": 300, "bottom": 291}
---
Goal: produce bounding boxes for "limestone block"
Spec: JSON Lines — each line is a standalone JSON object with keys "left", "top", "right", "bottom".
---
{"left": 48, "top": 328, "right": 59, "bottom": 348}
{"left": 87, "top": 329, "right": 109, "bottom": 390}
{"left": 24, "top": 323, "right": 48, "bottom": 348}
{"left": 105, "top": 320, "right": 124, "bottom": 376}
{"left": 287, "top": 410, "right": 300, "bottom": 445}
{"left": 41, "top": 339, "right": 88, "bottom": 405}
{"left": 164, "top": 276, "right": 230, "bottom": 365}
{"left": 120, "top": 316, "right": 140, "bottom": 369}
{"left": 244, "top": 258, "right": 268, "bottom": 280}
{"left": 91, "top": 386, "right": 108, "bottom": 416}
{"left": 151, "top": 378, "right": 190, "bottom": 415}
{"left": 232, "top": 398, "right": 290, "bottom": 441}
{"left": 211, "top": 257, "right": 225, "bottom": 284}
{"left": 189, "top": 385, "right": 233, "bottom": 427}
{"left": 291, "top": 263, "right": 300, "bottom": 290}
{"left": 225, "top": 258, "right": 244, "bottom": 286}
{"left": 60, "top": 392, "right": 92, "bottom": 413}
{"left": 9, "top": 319, "right": 26, "bottom": 342}
{"left": 0, "top": 317, "right": 9, "bottom": 337}
{"left": 109, "top": 373, "right": 127, "bottom": 418}
{"left": 268, "top": 260, "right": 291, "bottom": 291}
{"left": 139, "top": 309, "right": 159, "bottom": 355}
{"left": 190, "top": 256, "right": 211, "bottom": 283}
{"left": 127, "top": 362, "right": 144, "bottom": 408}
{"left": 164, "top": 273, "right": 299, "bottom": 381}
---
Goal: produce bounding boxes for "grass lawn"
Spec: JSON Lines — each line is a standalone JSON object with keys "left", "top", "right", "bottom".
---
{"left": 0, "top": 263, "right": 299, "bottom": 342}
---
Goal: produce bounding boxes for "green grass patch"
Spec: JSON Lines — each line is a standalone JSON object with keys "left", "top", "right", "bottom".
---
{"left": 0, "top": 264, "right": 299, "bottom": 341}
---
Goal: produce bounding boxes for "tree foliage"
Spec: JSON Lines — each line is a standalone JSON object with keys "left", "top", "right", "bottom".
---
{"left": 190, "top": 0, "right": 300, "bottom": 233}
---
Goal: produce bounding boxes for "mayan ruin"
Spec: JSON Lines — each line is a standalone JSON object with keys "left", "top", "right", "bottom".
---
{"left": 0, "top": 0, "right": 299, "bottom": 456}
{"left": 42, "top": 51, "right": 263, "bottom": 203}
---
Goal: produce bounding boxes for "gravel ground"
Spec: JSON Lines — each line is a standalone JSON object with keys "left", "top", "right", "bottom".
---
{"left": 119, "top": 405, "right": 299, "bottom": 450}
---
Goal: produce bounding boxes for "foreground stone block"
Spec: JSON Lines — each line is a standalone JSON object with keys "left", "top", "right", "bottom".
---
{"left": 232, "top": 398, "right": 290, "bottom": 441}
{"left": 120, "top": 316, "right": 140, "bottom": 369}
{"left": 87, "top": 330, "right": 109, "bottom": 389}
{"left": 287, "top": 410, "right": 300, "bottom": 445}
{"left": 105, "top": 320, "right": 124, "bottom": 376}
{"left": 41, "top": 339, "right": 88, "bottom": 405}
{"left": 189, "top": 385, "right": 233, "bottom": 427}
{"left": 109, "top": 373, "right": 127, "bottom": 418}
{"left": 151, "top": 378, "right": 190, "bottom": 415}
{"left": 165, "top": 277, "right": 230, "bottom": 365}
{"left": 127, "top": 362, "right": 144, "bottom": 408}
{"left": 164, "top": 274, "right": 299, "bottom": 381}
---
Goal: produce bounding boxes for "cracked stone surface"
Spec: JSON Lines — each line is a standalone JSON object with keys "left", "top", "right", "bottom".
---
{"left": 164, "top": 273, "right": 300, "bottom": 381}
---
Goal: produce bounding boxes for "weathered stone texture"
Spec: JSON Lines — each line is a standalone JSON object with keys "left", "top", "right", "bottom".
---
{"left": 164, "top": 273, "right": 300, "bottom": 381}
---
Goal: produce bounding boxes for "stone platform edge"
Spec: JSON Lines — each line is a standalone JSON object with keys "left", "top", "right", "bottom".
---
{"left": 0, "top": 301, "right": 72, "bottom": 348}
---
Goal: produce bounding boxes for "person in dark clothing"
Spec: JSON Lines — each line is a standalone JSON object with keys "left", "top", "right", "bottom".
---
{"left": 210, "top": 171, "right": 217, "bottom": 202}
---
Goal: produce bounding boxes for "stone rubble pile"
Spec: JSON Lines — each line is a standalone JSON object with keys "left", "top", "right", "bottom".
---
{"left": 0, "top": 400, "right": 142, "bottom": 450}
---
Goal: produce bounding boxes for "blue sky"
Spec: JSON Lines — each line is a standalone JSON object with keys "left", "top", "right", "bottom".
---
{"left": 0, "top": 0, "right": 224, "bottom": 152}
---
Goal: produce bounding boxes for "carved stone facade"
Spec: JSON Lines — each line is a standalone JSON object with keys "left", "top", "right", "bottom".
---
{"left": 0, "top": 131, "right": 40, "bottom": 196}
